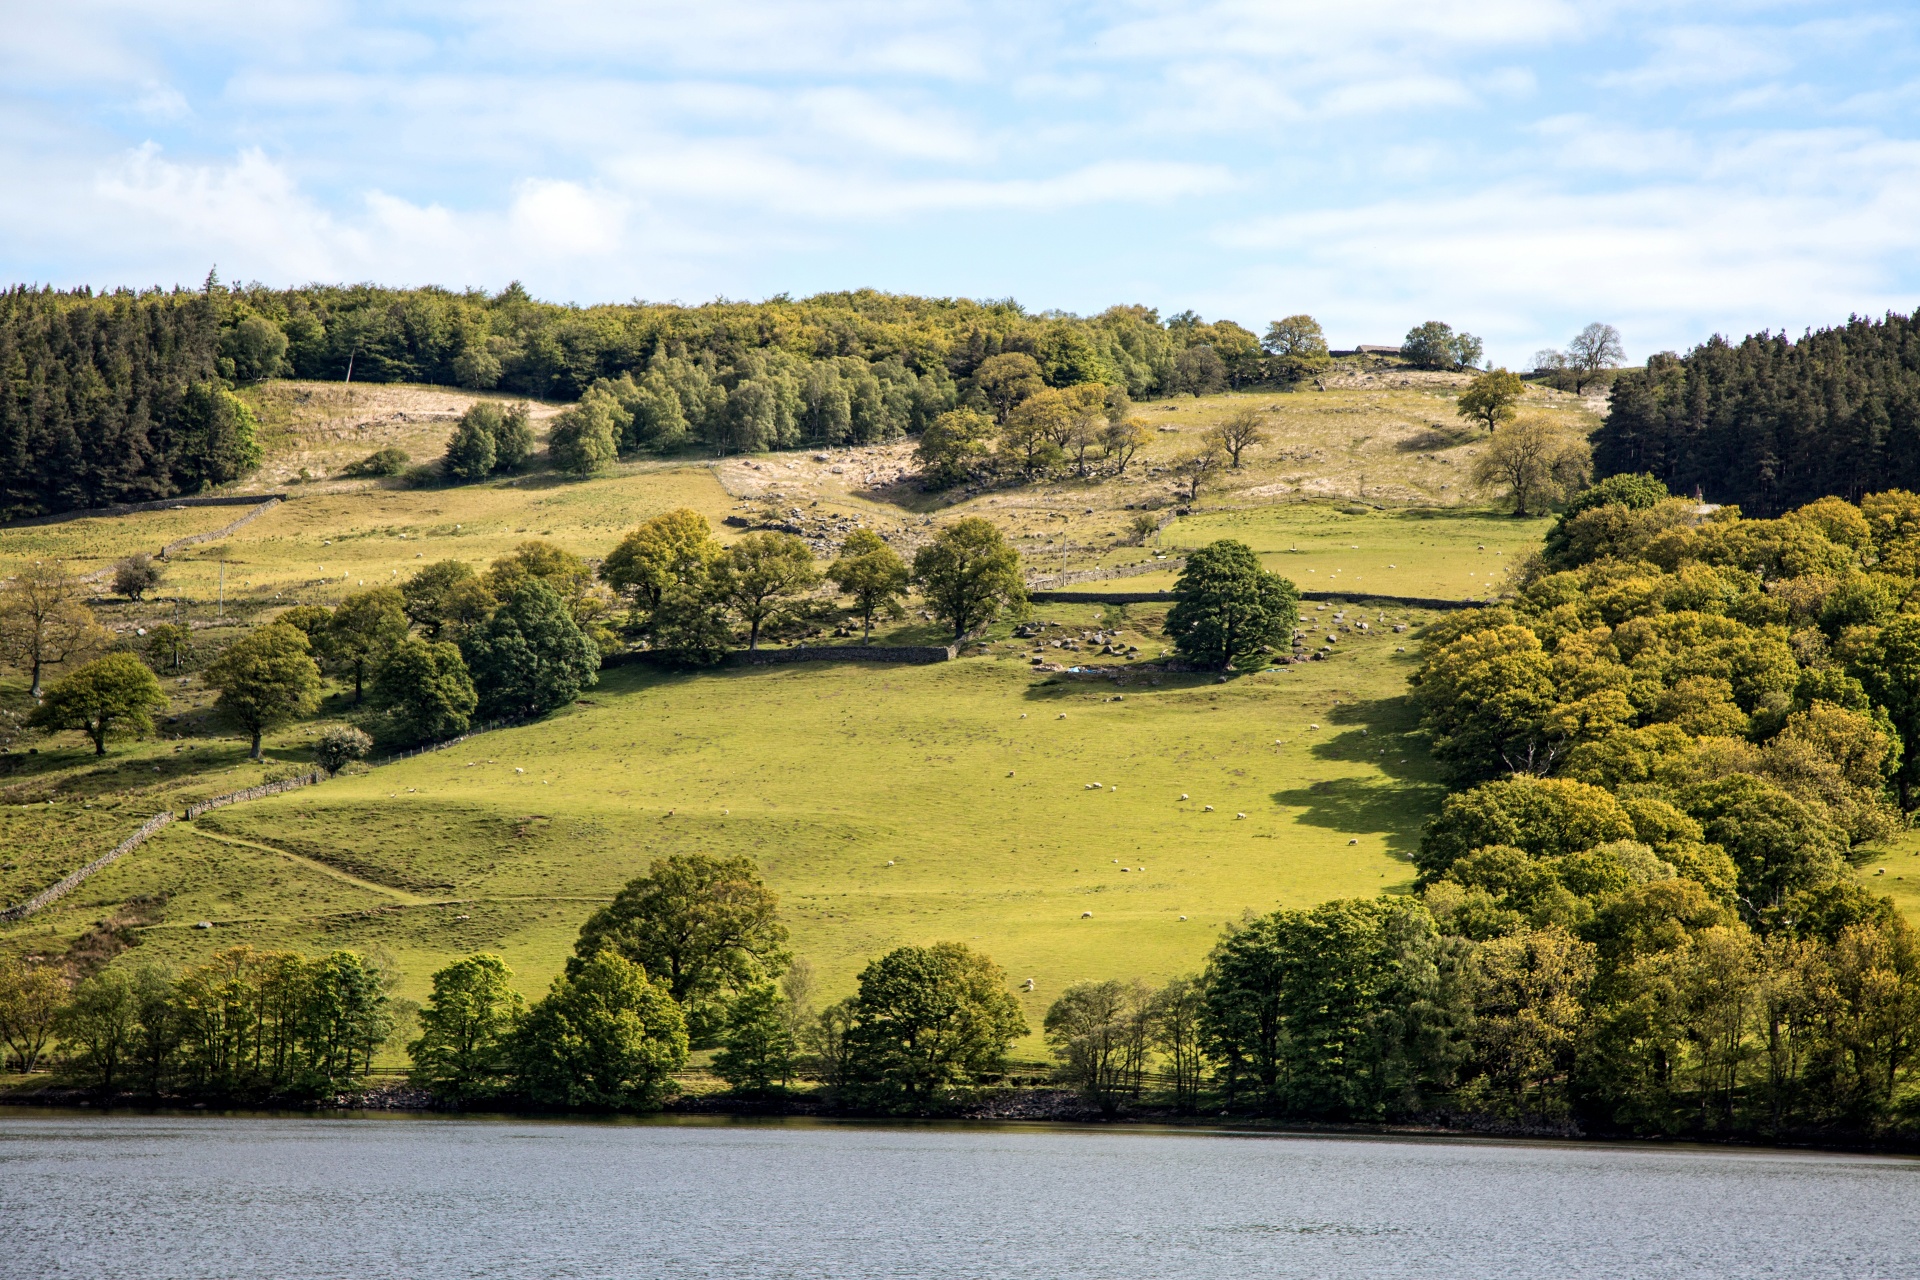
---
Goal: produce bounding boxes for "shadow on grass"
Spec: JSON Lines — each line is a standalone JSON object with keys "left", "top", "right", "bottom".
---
{"left": 1269, "top": 775, "right": 1442, "bottom": 858}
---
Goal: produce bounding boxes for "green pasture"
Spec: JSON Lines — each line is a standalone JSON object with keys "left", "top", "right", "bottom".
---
{"left": 25, "top": 607, "right": 1444, "bottom": 1047}
{"left": 1122, "top": 505, "right": 1553, "bottom": 599}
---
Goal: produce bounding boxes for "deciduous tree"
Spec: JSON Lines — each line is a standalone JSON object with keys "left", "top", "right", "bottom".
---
{"left": 409, "top": 954, "right": 524, "bottom": 1104}
{"left": 459, "top": 579, "right": 599, "bottom": 719}
{"left": 203, "top": 623, "right": 323, "bottom": 758}
{"left": 1164, "top": 538, "right": 1298, "bottom": 671}
{"left": 1207, "top": 408, "right": 1268, "bottom": 468}
{"left": 842, "top": 942, "right": 1028, "bottom": 1112}
{"left": 911, "top": 518, "right": 1025, "bottom": 640}
{"left": 713, "top": 531, "right": 820, "bottom": 650}
{"left": 27, "top": 653, "right": 167, "bottom": 755}
{"left": 1456, "top": 368, "right": 1526, "bottom": 431}
{"left": 827, "top": 529, "right": 909, "bottom": 643}
{"left": 0, "top": 561, "right": 107, "bottom": 696}
{"left": 372, "top": 636, "right": 477, "bottom": 742}
{"left": 1470, "top": 418, "right": 1592, "bottom": 516}
{"left": 327, "top": 587, "right": 409, "bottom": 704}
{"left": 512, "top": 952, "right": 687, "bottom": 1111}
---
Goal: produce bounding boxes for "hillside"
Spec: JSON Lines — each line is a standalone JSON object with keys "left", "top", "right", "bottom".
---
{"left": 0, "top": 372, "right": 1730, "bottom": 1053}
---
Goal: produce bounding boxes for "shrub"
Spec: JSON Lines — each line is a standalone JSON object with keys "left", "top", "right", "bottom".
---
{"left": 339, "top": 447, "right": 411, "bottom": 478}
{"left": 313, "top": 724, "right": 373, "bottom": 772}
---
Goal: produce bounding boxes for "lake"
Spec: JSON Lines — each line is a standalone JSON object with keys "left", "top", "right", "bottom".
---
{"left": 1, "top": 1113, "right": 1914, "bottom": 1279}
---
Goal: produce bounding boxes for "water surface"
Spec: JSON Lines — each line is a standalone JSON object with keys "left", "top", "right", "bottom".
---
{"left": 2, "top": 1113, "right": 1914, "bottom": 1279}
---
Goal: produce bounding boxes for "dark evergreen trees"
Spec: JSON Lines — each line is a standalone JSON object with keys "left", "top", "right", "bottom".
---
{"left": 1596, "top": 311, "right": 1920, "bottom": 514}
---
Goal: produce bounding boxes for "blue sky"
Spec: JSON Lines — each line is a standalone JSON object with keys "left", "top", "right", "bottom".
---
{"left": 5, "top": 1, "right": 1920, "bottom": 365}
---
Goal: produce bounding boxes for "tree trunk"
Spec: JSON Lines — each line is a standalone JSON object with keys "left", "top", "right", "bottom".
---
{"left": 748, "top": 618, "right": 760, "bottom": 650}
{"left": 863, "top": 612, "right": 872, "bottom": 645}
{"left": 250, "top": 730, "right": 263, "bottom": 760}
{"left": 29, "top": 656, "right": 42, "bottom": 698}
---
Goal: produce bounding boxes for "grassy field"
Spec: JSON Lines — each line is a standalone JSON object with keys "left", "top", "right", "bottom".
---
{"left": 35, "top": 605, "right": 1445, "bottom": 1047}
{"left": 27, "top": 371, "right": 1905, "bottom": 1062}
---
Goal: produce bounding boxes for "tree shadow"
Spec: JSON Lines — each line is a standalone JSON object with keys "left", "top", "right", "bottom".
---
{"left": 1270, "top": 693, "right": 1442, "bottom": 857}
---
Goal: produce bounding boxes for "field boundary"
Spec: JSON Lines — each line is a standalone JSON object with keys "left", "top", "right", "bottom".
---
{"left": 184, "top": 770, "right": 328, "bottom": 820}
{"left": 1, "top": 492, "right": 291, "bottom": 532}
{"left": 0, "top": 811, "right": 173, "bottom": 922}
{"left": 1027, "top": 588, "right": 1483, "bottom": 610}
{"left": 604, "top": 643, "right": 962, "bottom": 670}
{"left": 1027, "top": 557, "right": 1184, "bottom": 590}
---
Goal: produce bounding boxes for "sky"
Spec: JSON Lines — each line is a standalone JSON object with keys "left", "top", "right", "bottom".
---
{"left": 4, "top": 1, "right": 1920, "bottom": 366}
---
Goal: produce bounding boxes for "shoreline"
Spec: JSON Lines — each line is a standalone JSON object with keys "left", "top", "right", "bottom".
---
{"left": 7, "top": 1085, "right": 1914, "bottom": 1158}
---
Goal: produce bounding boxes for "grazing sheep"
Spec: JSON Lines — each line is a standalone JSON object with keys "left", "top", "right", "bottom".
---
{"left": 1203, "top": 805, "right": 1215, "bottom": 812}
{"left": 1235, "top": 812, "right": 1246, "bottom": 820}
{"left": 1081, "top": 911, "right": 1093, "bottom": 919}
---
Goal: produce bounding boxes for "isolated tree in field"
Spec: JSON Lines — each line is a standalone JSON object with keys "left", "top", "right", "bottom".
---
{"left": 1263, "top": 314, "right": 1332, "bottom": 381}
{"left": 911, "top": 518, "right": 1025, "bottom": 640}
{"left": 600, "top": 509, "right": 724, "bottom": 625}
{"left": 0, "top": 561, "right": 106, "bottom": 696}
{"left": 841, "top": 942, "right": 1029, "bottom": 1112}
{"left": 712, "top": 532, "right": 819, "bottom": 650}
{"left": 401, "top": 560, "right": 496, "bottom": 639}
{"left": 459, "top": 579, "right": 599, "bottom": 719}
{"left": 1165, "top": 538, "right": 1300, "bottom": 671}
{"left": 27, "top": 653, "right": 167, "bottom": 755}
{"left": 56, "top": 967, "right": 140, "bottom": 1092}
{"left": 328, "top": 587, "right": 409, "bottom": 704}
{"left": 1403, "top": 321, "right": 1483, "bottom": 371}
{"left": 572, "top": 852, "right": 790, "bottom": 1047}
{"left": 1470, "top": 418, "right": 1593, "bottom": 516}
{"left": 914, "top": 408, "right": 997, "bottom": 489}
{"left": 312, "top": 724, "right": 373, "bottom": 772}
{"left": 203, "top": 623, "right": 322, "bottom": 758}
{"left": 145, "top": 622, "right": 190, "bottom": 672}
{"left": 512, "top": 951, "right": 687, "bottom": 1110}
{"left": 1171, "top": 445, "right": 1224, "bottom": 503}
{"left": 1045, "top": 979, "right": 1153, "bottom": 1115}
{"left": 443, "top": 404, "right": 499, "bottom": 480}
{"left": 0, "top": 957, "right": 68, "bottom": 1072}
{"left": 1456, "top": 368, "right": 1526, "bottom": 432}
{"left": 548, "top": 396, "right": 620, "bottom": 476}
{"left": 1102, "top": 417, "right": 1152, "bottom": 473}
{"left": 409, "top": 953, "right": 524, "bottom": 1104}
{"left": 1564, "top": 323, "right": 1626, "bottom": 394}
{"left": 714, "top": 983, "right": 796, "bottom": 1092}
{"left": 112, "top": 554, "right": 164, "bottom": 601}
{"left": 372, "top": 636, "right": 478, "bottom": 742}
{"left": 971, "top": 352, "right": 1046, "bottom": 423}
{"left": 1208, "top": 408, "right": 1269, "bottom": 468}
{"left": 828, "top": 528, "right": 910, "bottom": 643}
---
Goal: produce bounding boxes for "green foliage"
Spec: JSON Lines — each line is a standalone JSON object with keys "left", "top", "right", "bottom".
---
{"left": 827, "top": 528, "right": 910, "bottom": 642}
{"left": 910, "top": 518, "right": 1025, "bottom": 640}
{"left": 203, "top": 623, "right": 323, "bottom": 757}
{"left": 1262, "top": 314, "right": 1331, "bottom": 382}
{"left": 339, "top": 447, "right": 411, "bottom": 477}
{"left": 371, "top": 636, "right": 477, "bottom": 743}
{"left": 571, "top": 853, "right": 789, "bottom": 1047}
{"left": 548, "top": 397, "right": 619, "bottom": 476}
{"left": 1402, "top": 321, "right": 1483, "bottom": 371}
{"left": 713, "top": 983, "right": 795, "bottom": 1092}
{"left": 220, "top": 314, "right": 289, "bottom": 382}
{"left": 312, "top": 723, "right": 372, "bottom": 771}
{"left": 459, "top": 579, "right": 599, "bottom": 719}
{"left": 1595, "top": 313, "right": 1920, "bottom": 514}
{"left": 1418, "top": 777, "right": 1637, "bottom": 881}
{"left": 112, "top": 553, "right": 164, "bottom": 601}
{"left": 1044, "top": 978, "right": 1153, "bottom": 1115}
{"left": 1456, "top": 368, "right": 1525, "bottom": 431}
{"left": 56, "top": 966, "right": 141, "bottom": 1091}
{"left": 0, "top": 956, "right": 68, "bottom": 1072}
{"left": 512, "top": 951, "right": 687, "bottom": 1111}
{"left": 408, "top": 954, "right": 523, "bottom": 1104}
{"left": 492, "top": 402, "right": 535, "bottom": 470}
{"left": 327, "top": 587, "right": 409, "bottom": 703}
{"left": 1164, "top": 538, "right": 1298, "bottom": 671}
{"left": 712, "top": 531, "right": 820, "bottom": 650}
{"left": 841, "top": 942, "right": 1028, "bottom": 1113}
{"left": 443, "top": 405, "right": 499, "bottom": 480}
{"left": 599, "top": 508, "right": 723, "bottom": 627}
{"left": 28, "top": 653, "right": 167, "bottom": 755}
{"left": 915, "top": 407, "right": 997, "bottom": 488}
{"left": 400, "top": 560, "right": 495, "bottom": 640}
{"left": 1201, "top": 897, "right": 1472, "bottom": 1118}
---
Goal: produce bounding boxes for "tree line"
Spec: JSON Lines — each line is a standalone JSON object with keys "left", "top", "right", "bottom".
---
{"left": 2, "top": 276, "right": 1349, "bottom": 514}
{"left": 1595, "top": 310, "right": 1920, "bottom": 515}
{"left": 0, "top": 285, "right": 262, "bottom": 519}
